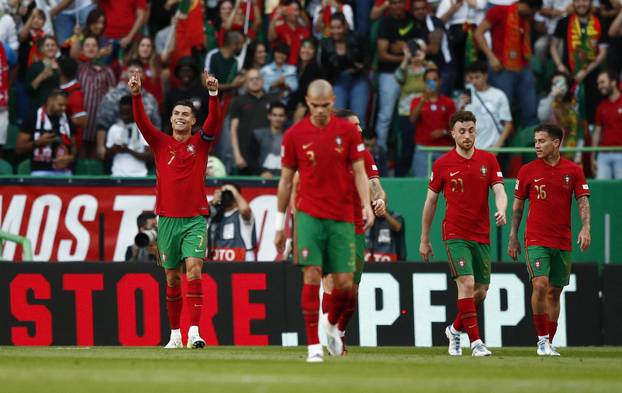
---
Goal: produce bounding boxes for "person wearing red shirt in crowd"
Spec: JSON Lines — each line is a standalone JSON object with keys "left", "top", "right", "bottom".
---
{"left": 410, "top": 68, "right": 455, "bottom": 177}
{"left": 474, "top": 0, "right": 541, "bottom": 128}
{"left": 593, "top": 70, "right": 622, "bottom": 179}
{"left": 420, "top": 111, "right": 508, "bottom": 357}
{"left": 127, "top": 70, "right": 221, "bottom": 350}
{"left": 58, "top": 56, "right": 87, "bottom": 150}
{"left": 98, "top": 0, "right": 148, "bottom": 52}
{"left": 268, "top": 0, "right": 311, "bottom": 65}
{"left": 274, "top": 80, "right": 374, "bottom": 362}
{"left": 320, "top": 109, "right": 387, "bottom": 356}
{"left": 508, "top": 123, "right": 591, "bottom": 356}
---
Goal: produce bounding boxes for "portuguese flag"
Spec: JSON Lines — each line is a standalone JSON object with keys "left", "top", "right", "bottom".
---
{"left": 174, "top": 0, "right": 205, "bottom": 63}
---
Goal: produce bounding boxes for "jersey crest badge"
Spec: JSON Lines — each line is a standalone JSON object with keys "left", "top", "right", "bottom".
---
{"left": 187, "top": 144, "right": 196, "bottom": 155}
{"left": 335, "top": 136, "right": 344, "bottom": 154}
{"left": 563, "top": 174, "right": 570, "bottom": 185}
{"left": 480, "top": 165, "right": 488, "bottom": 176}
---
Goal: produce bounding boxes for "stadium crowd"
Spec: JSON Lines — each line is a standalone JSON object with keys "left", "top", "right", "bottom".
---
{"left": 0, "top": 0, "right": 621, "bottom": 179}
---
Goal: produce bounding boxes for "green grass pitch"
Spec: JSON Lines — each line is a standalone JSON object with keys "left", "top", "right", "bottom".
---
{"left": 1, "top": 346, "right": 621, "bottom": 393}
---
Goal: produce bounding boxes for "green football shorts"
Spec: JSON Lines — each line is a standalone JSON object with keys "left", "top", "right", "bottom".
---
{"left": 295, "top": 211, "right": 356, "bottom": 274}
{"left": 444, "top": 239, "right": 491, "bottom": 284}
{"left": 157, "top": 215, "right": 208, "bottom": 269}
{"left": 525, "top": 246, "right": 572, "bottom": 287}
{"left": 354, "top": 233, "right": 365, "bottom": 285}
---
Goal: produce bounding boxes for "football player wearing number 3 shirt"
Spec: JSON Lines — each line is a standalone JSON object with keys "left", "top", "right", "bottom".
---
{"left": 508, "top": 124, "right": 591, "bottom": 356}
{"left": 420, "top": 111, "right": 508, "bottom": 357}
{"left": 128, "top": 70, "right": 221, "bottom": 349}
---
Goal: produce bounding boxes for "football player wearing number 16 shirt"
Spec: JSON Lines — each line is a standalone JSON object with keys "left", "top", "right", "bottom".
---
{"left": 420, "top": 111, "right": 508, "bottom": 357}
{"left": 508, "top": 123, "right": 591, "bottom": 356}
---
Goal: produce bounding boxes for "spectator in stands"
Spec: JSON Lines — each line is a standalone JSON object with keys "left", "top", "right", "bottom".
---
{"left": 459, "top": 60, "right": 513, "bottom": 149}
{"left": 538, "top": 72, "right": 584, "bottom": 162}
{"left": 320, "top": 12, "right": 370, "bottom": 128}
{"left": 394, "top": 39, "right": 434, "bottom": 177}
{"left": 208, "top": 183, "right": 257, "bottom": 262}
{"left": 370, "top": 0, "right": 412, "bottom": 21}
{"left": 411, "top": 0, "right": 452, "bottom": 95}
{"left": 268, "top": 0, "right": 311, "bottom": 65}
{"left": 96, "top": 59, "right": 160, "bottom": 158}
{"left": 207, "top": 155, "right": 228, "bottom": 177}
{"left": 220, "top": 0, "right": 262, "bottom": 44}
{"left": 105, "top": 95, "right": 152, "bottom": 177}
{"left": 250, "top": 101, "right": 287, "bottom": 179}
{"left": 551, "top": 0, "right": 608, "bottom": 125}
{"left": 125, "top": 211, "right": 158, "bottom": 263}
{"left": 533, "top": 0, "right": 573, "bottom": 61}
{"left": 98, "top": 0, "right": 148, "bottom": 57}
{"left": 26, "top": 35, "right": 60, "bottom": 112}
{"left": 51, "top": 0, "right": 97, "bottom": 45}
{"left": 312, "top": 0, "right": 354, "bottom": 38}
{"left": 290, "top": 37, "right": 324, "bottom": 122}
{"left": 365, "top": 209, "right": 405, "bottom": 262}
{"left": 0, "top": 0, "right": 18, "bottom": 53}
{"left": 126, "top": 36, "right": 163, "bottom": 105}
{"left": 410, "top": 68, "right": 455, "bottom": 176}
{"left": 375, "top": 0, "right": 419, "bottom": 159}
{"left": 58, "top": 56, "right": 88, "bottom": 151}
{"left": 16, "top": 89, "right": 76, "bottom": 176}
{"left": 16, "top": 8, "right": 47, "bottom": 123}
{"left": 355, "top": 0, "right": 374, "bottom": 36}
{"left": 475, "top": 0, "right": 541, "bottom": 129}
{"left": 77, "top": 35, "right": 116, "bottom": 159}
{"left": 260, "top": 42, "right": 298, "bottom": 104}
{"left": 204, "top": 30, "right": 245, "bottom": 94}
{"left": 68, "top": 8, "right": 113, "bottom": 61}
{"left": 242, "top": 41, "right": 268, "bottom": 72}
{"left": 229, "top": 68, "right": 277, "bottom": 174}
{"left": 436, "top": 0, "right": 488, "bottom": 91}
{"left": 363, "top": 129, "right": 388, "bottom": 176}
{"left": 165, "top": 56, "right": 212, "bottom": 132}
{"left": 0, "top": 42, "right": 9, "bottom": 157}
{"left": 610, "top": 6, "right": 622, "bottom": 37}
{"left": 593, "top": 70, "right": 622, "bottom": 179}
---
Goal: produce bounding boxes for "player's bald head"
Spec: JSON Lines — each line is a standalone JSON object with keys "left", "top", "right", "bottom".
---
{"left": 307, "top": 79, "right": 334, "bottom": 100}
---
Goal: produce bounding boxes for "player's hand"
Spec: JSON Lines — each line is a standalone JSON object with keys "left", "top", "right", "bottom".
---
{"left": 419, "top": 241, "right": 433, "bottom": 263}
{"left": 204, "top": 71, "right": 219, "bottom": 94}
{"left": 363, "top": 204, "right": 375, "bottom": 230}
{"left": 507, "top": 236, "right": 521, "bottom": 261}
{"left": 577, "top": 226, "right": 591, "bottom": 252}
{"left": 372, "top": 199, "right": 386, "bottom": 217}
{"left": 274, "top": 229, "right": 286, "bottom": 254}
{"left": 495, "top": 210, "right": 506, "bottom": 227}
{"left": 128, "top": 74, "right": 141, "bottom": 96}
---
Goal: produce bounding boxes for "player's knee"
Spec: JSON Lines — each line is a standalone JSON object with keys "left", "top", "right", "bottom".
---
{"left": 303, "top": 266, "right": 322, "bottom": 284}
{"left": 532, "top": 279, "right": 548, "bottom": 297}
{"left": 546, "top": 287, "right": 561, "bottom": 303}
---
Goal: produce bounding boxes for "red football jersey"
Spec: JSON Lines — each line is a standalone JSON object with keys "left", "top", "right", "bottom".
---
{"left": 132, "top": 94, "right": 220, "bottom": 217}
{"left": 282, "top": 116, "right": 364, "bottom": 222}
{"left": 61, "top": 80, "right": 86, "bottom": 146}
{"left": 353, "top": 149, "right": 380, "bottom": 234}
{"left": 595, "top": 95, "right": 622, "bottom": 147}
{"left": 515, "top": 157, "right": 590, "bottom": 250}
{"left": 429, "top": 148, "right": 504, "bottom": 243}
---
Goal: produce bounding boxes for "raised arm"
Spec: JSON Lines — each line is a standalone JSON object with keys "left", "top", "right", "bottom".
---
{"left": 200, "top": 72, "right": 222, "bottom": 145}
{"left": 128, "top": 75, "right": 163, "bottom": 147}
{"left": 507, "top": 198, "right": 525, "bottom": 261}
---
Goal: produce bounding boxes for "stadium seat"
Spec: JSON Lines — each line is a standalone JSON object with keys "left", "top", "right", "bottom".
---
{"left": 75, "top": 159, "right": 104, "bottom": 175}
{"left": 0, "top": 159, "right": 13, "bottom": 175}
{"left": 16, "top": 159, "right": 31, "bottom": 175}
{"left": 4, "top": 123, "right": 19, "bottom": 151}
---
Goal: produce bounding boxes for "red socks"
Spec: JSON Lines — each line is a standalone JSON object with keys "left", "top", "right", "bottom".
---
{"left": 166, "top": 284, "right": 182, "bottom": 330}
{"left": 321, "top": 291, "right": 332, "bottom": 315}
{"left": 186, "top": 279, "right": 203, "bottom": 326}
{"left": 457, "top": 298, "right": 480, "bottom": 342}
{"left": 533, "top": 313, "right": 548, "bottom": 337}
{"left": 453, "top": 303, "right": 479, "bottom": 332}
{"left": 547, "top": 319, "right": 558, "bottom": 343}
{"left": 337, "top": 287, "right": 358, "bottom": 332}
{"left": 328, "top": 287, "right": 351, "bottom": 326}
{"left": 302, "top": 284, "right": 320, "bottom": 345}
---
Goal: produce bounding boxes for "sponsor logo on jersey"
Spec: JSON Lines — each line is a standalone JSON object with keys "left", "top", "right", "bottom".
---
{"left": 398, "top": 22, "right": 414, "bottom": 36}
{"left": 450, "top": 171, "right": 460, "bottom": 177}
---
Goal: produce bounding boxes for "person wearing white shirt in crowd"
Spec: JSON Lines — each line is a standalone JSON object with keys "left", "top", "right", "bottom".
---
{"left": 260, "top": 42, "right": 298, "bottom": 104}
{"left": 533, "top": 0, "right": 574, "bottom": 60}
{"left": 105, "top": 95, "right": 152, "bottom": 177}
{"left": 0, "top": 0, "right": 19, "bottom": 52}
{"left": 458, "top": 60, "right": 512, "bottom": 149}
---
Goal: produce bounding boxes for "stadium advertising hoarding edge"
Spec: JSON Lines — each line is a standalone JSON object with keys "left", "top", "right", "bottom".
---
{"left": 0, "top": 263, "right": 618, "bottom": 347}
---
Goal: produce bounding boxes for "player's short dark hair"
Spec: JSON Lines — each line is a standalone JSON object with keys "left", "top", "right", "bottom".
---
{"left": 334, "top": 109, "right": 357, "bottom": 118}
{"left": 47, "top": 88, "right": 68, "bottom": 101}
{"left": 136, "top": 211, "right": 156, "bottom": 229}
{"left": 534, "top": 123, "right": 563, "bottom": 141}
{"left": 57, "top": 56, "right": 78, "bottom": 79}
{"left": 466, "top": 60, "right": 488, "bottom": 75}
{"left": 119, "top": 95, "right": 132, "bottom": 108}
{"left": 224, "top": 30, "right": 244, "bottom": 47}
{"left": 519, "top": 0, "right": 543, "bottom": 10}
{"left": 449, "top": 111, "right": 477, "bottom": 130}
{"left": 268, "top": 101, "right": 287, "bottom": 113}
{"left": 273, "top": 42, "right": 291, "bottom": 58}
{"left": 126, "top": 59, "right": 144, "bottom": 70}
{"left": 598, "top": 69, "right": 620, "bottom": 85}
{"left": 173, "top": 99, "right": 198, "bottom": 118}
{"left": 424, "top": 68, "right": 440, "bottom": 80}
